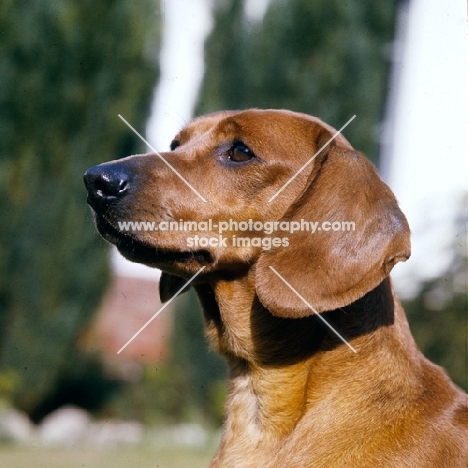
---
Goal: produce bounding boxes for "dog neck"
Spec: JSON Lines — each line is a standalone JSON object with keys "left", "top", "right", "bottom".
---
{"left": 196, "top": 276, "right": 398, "bottom": 364}
{"left": 194, "top": 277, "right": 421, "bottom": 442}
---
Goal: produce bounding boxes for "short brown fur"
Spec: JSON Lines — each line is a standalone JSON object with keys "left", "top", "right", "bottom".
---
{"left": 85, "top": 109, "right": 468, "bottom": 467}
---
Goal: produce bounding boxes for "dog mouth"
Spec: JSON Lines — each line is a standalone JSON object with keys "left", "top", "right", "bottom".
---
{"left": 93, "top": 213, "right": 213, "bottom": 266}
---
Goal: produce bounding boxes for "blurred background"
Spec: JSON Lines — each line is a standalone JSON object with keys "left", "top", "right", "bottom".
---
{"left": 0, "top": 0, "right": 466, "bottom": 466}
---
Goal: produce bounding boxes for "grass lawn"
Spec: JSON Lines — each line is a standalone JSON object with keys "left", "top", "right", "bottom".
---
{"left": 0, "top": 444, "right": 215, "bottom": 468}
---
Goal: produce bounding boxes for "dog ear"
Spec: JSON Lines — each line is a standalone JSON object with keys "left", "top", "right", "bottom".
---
{"left": 255, "top": 144, "right": 410, "bottom": 318}
{"left": 159, "top": 272, "right": 191, "bottom": 303}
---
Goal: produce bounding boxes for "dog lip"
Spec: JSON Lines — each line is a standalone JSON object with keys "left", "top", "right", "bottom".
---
{"left": 93, "top": 213, "right": 213, "bottom": 265}
{"left": 117, "top": 241, "right": 212, "bottom": 265}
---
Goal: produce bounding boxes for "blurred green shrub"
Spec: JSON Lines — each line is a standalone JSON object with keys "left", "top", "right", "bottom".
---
{"left": 0, "top": 370, "right": 18, "bottom": 406}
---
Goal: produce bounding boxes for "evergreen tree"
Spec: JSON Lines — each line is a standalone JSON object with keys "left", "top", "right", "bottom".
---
{"left": 197, "top": 0, "right": 398, "bottom": 161}
{"left": 404, "top": 202, "right": 468, "bottom": 391}
{"left": 0, "top": 0, "right": 160, "bottom": 416}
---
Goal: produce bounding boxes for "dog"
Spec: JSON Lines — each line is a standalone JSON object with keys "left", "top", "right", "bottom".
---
{"left": 84, "top": 109, "right": 468, "bottom": 467}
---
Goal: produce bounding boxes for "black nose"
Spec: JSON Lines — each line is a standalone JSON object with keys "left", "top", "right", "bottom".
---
{"left": 84, "top": 163, "right": 131, "bottom": 212}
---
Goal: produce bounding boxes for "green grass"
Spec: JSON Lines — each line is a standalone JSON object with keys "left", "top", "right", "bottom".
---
{"left": 0, "top": 445, "right": 215, "bottom": 468}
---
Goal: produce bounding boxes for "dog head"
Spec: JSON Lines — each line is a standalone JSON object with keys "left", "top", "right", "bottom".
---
{"left": 84, "top": 109, "right": 410, "bottom": 317}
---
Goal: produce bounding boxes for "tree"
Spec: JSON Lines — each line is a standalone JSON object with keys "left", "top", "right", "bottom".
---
{"left": 0, "top": 0, "right": 160, "bottom": 417}
{"left": 404, "top": 200, "right": 468, "bottom": 391}
{"left": 197, "top": 0, "right": 398, "bottom": 161}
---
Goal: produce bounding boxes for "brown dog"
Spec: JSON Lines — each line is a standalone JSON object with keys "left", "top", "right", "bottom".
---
{"left": 84, "top": 109, "right": 468, "bottom": 467}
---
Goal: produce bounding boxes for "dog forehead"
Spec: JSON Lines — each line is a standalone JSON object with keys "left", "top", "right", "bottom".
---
{"left": 178, "top": 109, "right": 352, "bottom": 152}
{"left": 185, "top": 109, "right": 316, "bottom": 141}
{"left": 218, "top": 109, "right": 325, "bottom": 134}
{"left": 179, "top": 111, "right": 239, "bottom": 139}
{"left": 232, "top": 109, "right": 353, "bottom": 150}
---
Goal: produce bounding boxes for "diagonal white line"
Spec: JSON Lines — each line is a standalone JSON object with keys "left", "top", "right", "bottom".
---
{"left": 268, "top": 115, "right": 356, "bottom": 202}
{"left": 117, "top": 266, "right": 206, "bottom": 354}
{"left": 268, "top": 266, "right": 357, "bottom": 353}
{"left": 118, "top": 114, "right": 207, "bottom": 202}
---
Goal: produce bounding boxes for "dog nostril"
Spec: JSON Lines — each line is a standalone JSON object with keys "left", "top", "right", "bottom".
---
{"left": 94, "top": 173, "right": 128, "bottom": 197}
{"left": 84, "top": 164, "right": 131, "bottom": 211}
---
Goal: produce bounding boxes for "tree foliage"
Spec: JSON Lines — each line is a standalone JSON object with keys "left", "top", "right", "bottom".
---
{"left": 404, "top": 204, "right": 468, "bottom": 391}
{"left": 0, "top": 0, "right": 160, "bottom": 416}
{"left": 197, "top": 0, "right": 398, "bottom": 161}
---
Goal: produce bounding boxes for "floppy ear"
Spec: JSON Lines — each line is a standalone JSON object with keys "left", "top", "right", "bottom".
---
{"left": 255, "top": 144, "right": 410, "bottom": 318}
{"left": 159, "top": 272, "right": 191, "bottom": 303}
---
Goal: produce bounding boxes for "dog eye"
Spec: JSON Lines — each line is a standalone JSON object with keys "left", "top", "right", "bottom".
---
{"left": 229, "top": 143, "right": 255, "bottom": 162}
{"left": 170, "top": 140, "right": 180, "bottom": 151}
